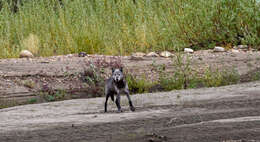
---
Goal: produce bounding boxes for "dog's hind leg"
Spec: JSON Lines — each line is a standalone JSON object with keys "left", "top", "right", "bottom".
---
{"left": 104, "top": 93, "right": 110, "bottom": 112}
{"left": 124, "top": 86, "right": 135, "bottom": 112}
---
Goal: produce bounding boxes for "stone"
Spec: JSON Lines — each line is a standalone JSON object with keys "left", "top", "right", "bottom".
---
{"left": 130, "top": 52, "right": 146, "bottom": 60}
{"left": 184, "top": 48, "right": 194, "bottom": 53}
{"left": 21, "top": 34, "right": 39, "bottom": 55}
{"left": 66, "top": 54, "right": 74, "bottom": 57}
{"left": 19, "top": 50, "right": 34, "bottom": 58}
{"left": 131, "top": 52, "right": 146, "bottom": 57}
{"left": 214, "top": 46, "right": 225, "bottom": 52}
{"left": 130, "top": 55, "right": 144, "bottom": 60}
{"left": 160, "top": 51, "right": 173, "bottom": 58}
{"left": 237, "top": 45, "right": 248, "bottom": 49}
{"left": 231, "top": 49, "right": 239, "bottom": 53}
{"left": 78, "top": 52, "right": 87, "bottom": 57}
{"left": 146, "top": 52, "right": 159, "bottom": 57}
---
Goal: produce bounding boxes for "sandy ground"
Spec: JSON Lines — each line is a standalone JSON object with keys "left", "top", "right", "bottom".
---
{"left": 0, "top": 81, "right": 260, "bottom": 142}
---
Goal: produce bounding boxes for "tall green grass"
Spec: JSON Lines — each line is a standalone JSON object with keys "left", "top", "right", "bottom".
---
{"left": 0, "top": 0, "right": 259, "bottom": 58}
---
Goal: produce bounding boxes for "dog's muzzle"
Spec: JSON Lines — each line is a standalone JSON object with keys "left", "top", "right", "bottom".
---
{"left": 115, "top": 77, "right": 120, "bottom": 82}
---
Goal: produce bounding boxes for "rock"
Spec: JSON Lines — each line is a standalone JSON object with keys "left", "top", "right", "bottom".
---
{"left": 130, "top": 52, "right": 146, "bottom": 60}
{"left": 66, "top": 54, "right": 74, "bottom": 57}
{"left": 131, "top": 52, "right": 146, "bottom": 57}
{"left": 19, "top": 50, "right": 34, "bottom": 58}
{"left": 184, "top": 48, "right": 194, "bottom": 53}
{"left": 214, "top": 46, "right": 225, "bottom": 52}
{"left": 231, "top": 49, "right": 239, "bottom": 53}
{"left": 160, "top": 51, "right": 173, "bottom": 58}
{"left": 236, "top": 45, "right": 248, "bottom": 49}
{"left": 78, "top": 52, "right": 87, "bottom": 57}
{"left": 146, "top": 52, "right": 159, "bottom": 57}
{"left": 130, "top": 55, "right": 144, "bottom": 60}
{"left": 21, "top": 34, "right": 39, "bottom": 55}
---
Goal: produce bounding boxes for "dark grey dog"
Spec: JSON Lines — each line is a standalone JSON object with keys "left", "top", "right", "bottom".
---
{"left": 104, "top": 67, "right": 135, "bottom": 112}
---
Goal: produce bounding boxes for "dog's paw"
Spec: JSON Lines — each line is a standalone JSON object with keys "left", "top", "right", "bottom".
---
{"left": 130, "top": 106, "right": 135, "bottom": 112}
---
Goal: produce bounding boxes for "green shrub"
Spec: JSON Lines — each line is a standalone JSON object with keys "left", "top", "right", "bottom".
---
{"left": 28, "top": 98, "right": 37, "bottom": 104}
{"left": 126, "top": 74, "right": 154, "bottom": 94}
{"left": 159, "top": 72, "right": 186, "bottom": 91}
{"left": 41, "top": 90, "right": 67, "bottom": 102}
{"left": 203, "top": 68, "right": 240, "bottom": 87}
{"left": 160, "top": 68, "right": 240, "bottom": 91}
{"left": 252, "top": 71, "right": 260, "bottom": 81}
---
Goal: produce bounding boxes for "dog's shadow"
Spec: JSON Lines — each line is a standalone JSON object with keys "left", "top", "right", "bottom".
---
{"left": 73, "top": 108, "right": 139, "bottom": 116}
{"left": 101, "top": 108, "right": 136, "bottom": 114}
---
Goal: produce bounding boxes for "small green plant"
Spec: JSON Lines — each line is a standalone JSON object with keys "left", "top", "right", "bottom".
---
{"left": 252, "top": 71, "right": 260, "bottom": 81}
{"left": 203, "top": 68, "right": 240, "bottom": 87}
{"left": 41, "top": 90, "right": 67, "bottom": 102}
{"left": 247, "top": 62, "right": 253, "bottom": 68}
{"left": 126, "top": 74, "right": 154, "bottom": 94}
{"left": 83, "top": 63, "right": 104, "bottom": 86}
{"left": 23, "top": 80, "right": 35, "bottom": 89}
{"left": 40, "top": 83, "right": 68, "bottom": 102}
{"left": 160, "top": 52, "right": 193, "bottom": 90}
{"left": 28, "top": 98, "right": 37, "bottom": 104}
{"left": 159, "top": 72, "right": 185, "bottom": 91}
{"left": 46, "top": 94, "right": 55, "bottom": 102}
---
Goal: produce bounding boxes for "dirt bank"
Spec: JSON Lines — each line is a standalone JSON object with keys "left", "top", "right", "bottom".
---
{"left": 0, "top": 50, "right": 260, "bottom": 107}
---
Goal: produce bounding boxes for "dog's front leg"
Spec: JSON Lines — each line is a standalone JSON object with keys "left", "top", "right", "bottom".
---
{"left": 115, "top": 93, "right": 122, "bottom": 112}
{"left": 124, "top": 86, "right": 135, "bottom": 112}
{"left": 115, "top": 89, "right": 122, "bottom": 112}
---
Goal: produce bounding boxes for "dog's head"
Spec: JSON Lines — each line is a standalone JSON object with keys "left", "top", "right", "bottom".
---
{"left": 112, "top": 67, "right": 123, "bottom": 82}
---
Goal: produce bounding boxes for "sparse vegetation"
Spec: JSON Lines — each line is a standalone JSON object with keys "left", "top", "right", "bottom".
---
{"left": 159, "top": 67, "right": 240, "bottom": 91}
{"left": 252, "top": 71, "right": 260, "bottom": 81}
{"left": 28, "top": 98, "right": 37, "bottom": 104}
{"left": 23, "top": 80, "right": 35, "bottom": 89}
{"left": 126, "top": 74, "right": 155, "bottom": 94}
{"left": 159, "top": 54, "right": 240, "bottom": 91}
{"left": 39, "top": 89, "right": 67, "bottom": 102}
{"left": 0, "top": 0, "right": 259, "bottom": 58}
{"left": 203, "top": 68, "right": 240, "bottom": 87}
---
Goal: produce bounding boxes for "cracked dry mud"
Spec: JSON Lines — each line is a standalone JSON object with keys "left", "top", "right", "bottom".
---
{"left": 0, "top": 81, "right": 260, "bottom": 142}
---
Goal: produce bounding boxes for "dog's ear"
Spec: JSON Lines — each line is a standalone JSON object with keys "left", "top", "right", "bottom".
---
{"left": 119, "top": 67, "right": 123, "bottom": 72}
{"left": 112, "top": 68, "right": 115, "bottom": 73}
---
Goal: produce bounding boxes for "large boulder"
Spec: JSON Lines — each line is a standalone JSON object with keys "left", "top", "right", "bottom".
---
{"left": 19, "top": 50, "right": 34, "bottom": 58}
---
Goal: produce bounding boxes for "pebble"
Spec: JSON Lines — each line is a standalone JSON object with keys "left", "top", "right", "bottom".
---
{"left": 160, "top": 51, "right": 173, "bottom": 58}
{"left": 184, "top": 48, "right": 194, "bottom": 53}
{"left": 214, "top": 46, "right": 225, "bottom": 52}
